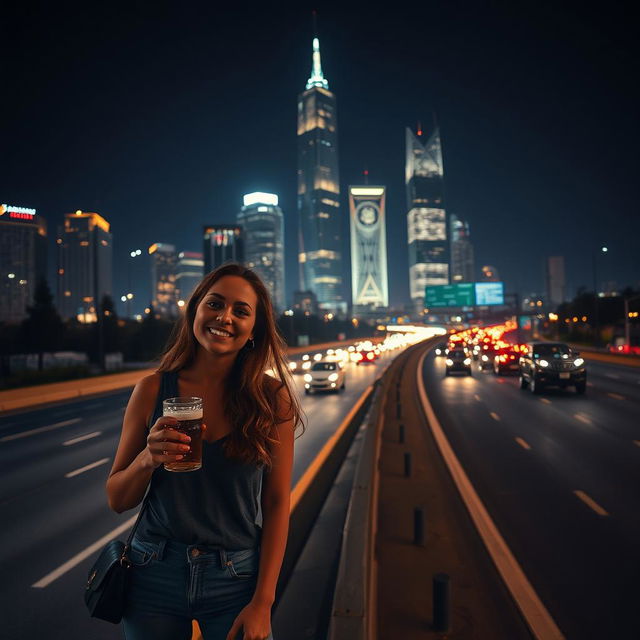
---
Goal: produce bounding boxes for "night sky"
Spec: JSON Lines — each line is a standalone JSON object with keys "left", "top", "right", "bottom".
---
{"left": 3, "top": 3, "right": 638, "bottom": 315}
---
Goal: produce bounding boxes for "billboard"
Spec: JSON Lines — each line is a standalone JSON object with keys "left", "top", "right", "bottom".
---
{"left": 425, "top": 282, "right": 505, "bottom": 307}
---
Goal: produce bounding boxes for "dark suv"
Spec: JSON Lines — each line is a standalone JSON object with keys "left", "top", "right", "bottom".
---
{"left": 519, "top": 342, "right": 587, "bottom": 394}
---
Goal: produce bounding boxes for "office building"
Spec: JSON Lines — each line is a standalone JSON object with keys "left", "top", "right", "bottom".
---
{"left": 149, "top": 243, "right": 177, "bottom": 318}
{"left": 348, "top": 186, "right": 389, "bottom": 312}
{"left": 237, "top": 193, "right": 285, "bottom": 312}
{"left": 546, "top": 256, "right": 566, "bottom": 308}
{"left": 57, "top": 210, "right": 113, "bottom": 322}
{"left": 0, "top": 204, "right": 47, "bottom": 323}
{"left": 406, "top": 126, "right": 449, "bottom": 313}
{"left": 293, "top": 290, "right": 319, "bottom": 315}
{"left": 176, "top": 251, "right": 204, "bottom": 303}
{"left": 203, "top": 225, "right": 244, "bottom": 274}
{"left": 297, "top": 37, "right": 344, "bottom": 313}
{"left": 450, "top": 214, "right": 475, "bottom": 283}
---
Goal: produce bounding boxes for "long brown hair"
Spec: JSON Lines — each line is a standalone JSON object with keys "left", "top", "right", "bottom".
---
{"left": 157, "top": 263, "right": 305, "bottom": 469}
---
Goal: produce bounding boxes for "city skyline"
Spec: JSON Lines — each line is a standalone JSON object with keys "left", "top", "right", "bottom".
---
{"left": 2, "top": 6, "right": 638, "bottom": 316}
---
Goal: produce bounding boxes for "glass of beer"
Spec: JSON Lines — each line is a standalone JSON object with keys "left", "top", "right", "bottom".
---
{"left": 162, "top": 397, "right": 203, "bottom": 472}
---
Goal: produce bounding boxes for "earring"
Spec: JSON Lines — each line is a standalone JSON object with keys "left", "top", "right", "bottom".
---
{"left": 245, "top": 338, "right": 255, "bottom": 350}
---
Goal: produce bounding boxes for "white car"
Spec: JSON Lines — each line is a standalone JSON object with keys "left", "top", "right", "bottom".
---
{"left": 304, "top": 360, "right": 346, "bottom": 394}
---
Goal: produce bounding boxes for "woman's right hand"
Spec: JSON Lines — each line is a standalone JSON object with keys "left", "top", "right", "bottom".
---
{"left": 144, "top": 416, "right": 192, "bottom": 469}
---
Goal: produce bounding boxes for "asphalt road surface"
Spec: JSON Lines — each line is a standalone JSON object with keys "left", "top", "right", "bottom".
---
{"left": 0, "top": 349, "right": 394, "bottom": 640}
{"left": 423, "top": 352, "right": 640, "bottom": 639}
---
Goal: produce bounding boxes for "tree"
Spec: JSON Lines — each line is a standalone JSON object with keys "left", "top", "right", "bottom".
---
{"left": 21, "top": 277, "right": 65, "bottom": 370}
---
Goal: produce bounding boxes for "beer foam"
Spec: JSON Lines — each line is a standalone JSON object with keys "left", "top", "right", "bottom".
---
{"left": 163, "top": 408, "right": 203, "bottom": 421}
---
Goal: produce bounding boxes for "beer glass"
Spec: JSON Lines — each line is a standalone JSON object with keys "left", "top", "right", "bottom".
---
{"left": 162, "top": 397, "right": 203, "bottom": 472}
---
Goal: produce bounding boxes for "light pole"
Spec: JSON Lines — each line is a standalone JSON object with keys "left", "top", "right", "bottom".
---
{"left": 592, "top": 246, "right": 608, "bottom": 345}
{"left": 624, "top": 294, "right": 640, "bottom": 352}
{"left": 127, "top": 249, "right": 142, "bottom": 318}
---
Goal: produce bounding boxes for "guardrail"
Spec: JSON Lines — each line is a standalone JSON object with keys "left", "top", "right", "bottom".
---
{"left": 0, "top": 338, "right": 384, "bottom": 413}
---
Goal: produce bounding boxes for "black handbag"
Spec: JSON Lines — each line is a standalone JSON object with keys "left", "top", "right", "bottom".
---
{"left": 84, "top": 497, "right": 149, "bottom": 624}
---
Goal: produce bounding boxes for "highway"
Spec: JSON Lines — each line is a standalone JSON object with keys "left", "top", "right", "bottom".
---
{"left": 0, "top": 350, "right": 393, "bottom": 640}
{"left": 423, "top": 350, "right": 640, "bottom": 639}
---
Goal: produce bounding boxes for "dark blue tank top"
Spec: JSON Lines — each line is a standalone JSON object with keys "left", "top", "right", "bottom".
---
{"left": 137, "top": 371, "right": 264, "bottom": 549}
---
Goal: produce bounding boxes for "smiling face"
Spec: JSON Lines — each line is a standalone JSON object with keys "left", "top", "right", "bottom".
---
{"left": 193, "top": 275, "right": 259, "bottom": 357}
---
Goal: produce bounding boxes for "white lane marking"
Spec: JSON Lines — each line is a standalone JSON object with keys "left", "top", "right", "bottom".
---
{"left": 490, "top": 412, "right": 501, "bottom": 421}
{"left": 605, "top": 373, "right": 620, "bottom": 380}
{"left": 0, "top": 418, "right": 81, "bottom": 442}
{"left": 63, "top": 431, "right": 102, "bottom": 446}
{"left": 607, "top": 392, "right": 625, "bottom": 401}
{"left": 573, "top": 490, "right": 609, "bottom": 516}
{"left": 539, "top": 398, "right": 551, "bottom": 405}
{"left": 515, "top": 437, "right": 531, "bottom": 450}
{"left": 65, "top": 458, "right": 110, "bottom": 478}
{"left": 32, "top": 512, "right": 139, "bottom": 588}
{"left": 474, "top": 394, "right": 481, "bottom": 401}
{"left": 417, "top": 350, "right": 565, "bottom": 640}
{"left": 574, "top": 413, "right": 592, "bottom": 425}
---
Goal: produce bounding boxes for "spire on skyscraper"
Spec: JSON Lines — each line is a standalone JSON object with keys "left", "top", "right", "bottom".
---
{"left": 306, "top": 37, "right": 329, "bottom": 90}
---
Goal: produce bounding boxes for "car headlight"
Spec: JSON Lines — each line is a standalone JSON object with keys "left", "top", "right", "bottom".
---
{"left": 302, "top": 361, "right": 311, "bottom": 370}
{"left": 445, "top": 359, "right": 453, "bottom": 366}
{"left": 435, "top": 349, "right": 441, "bottom": 355}
{"left": 573, "top": 358, "right": 584, "bottom": 367}
{"left": 328, "top": 372, "right": 339, "bottom": 381}
{"left": 464, "top": 358, "right": 471, "bottom": 365}
{"left": 303, "top": 374, "right": 312, "bottom": 382}
{"left": 482, "top": 355, "right": 488, "bottom": 361}
{"left": 538, "top": 359, "right": 549, "bottom": 367}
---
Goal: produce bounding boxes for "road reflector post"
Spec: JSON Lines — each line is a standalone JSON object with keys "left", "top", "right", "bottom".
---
{"left": 404, "top": 452, "right": 412, "bottom": 477}
{"left": 433, "top": 573, "right": 451, "bottom": 632}
{"left": 414, "top": 507, "right": 424, "bottom": 545}
{"left": 399, "top": 424, "right": 404, "bottom": 443}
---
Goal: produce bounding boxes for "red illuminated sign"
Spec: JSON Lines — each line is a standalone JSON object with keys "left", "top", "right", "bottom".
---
{"left": 9, "top": 212, "right": 35, "bottom": 220}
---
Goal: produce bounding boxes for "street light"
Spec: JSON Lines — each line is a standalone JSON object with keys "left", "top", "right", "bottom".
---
{"left": 592, "top": 246, "right": 609, "bottom": 345}
{"left": 624, "top": 294, "right": 640, "bottom": 353}
{"left": 126, "top": 249, "right": 143, "bottom": 318}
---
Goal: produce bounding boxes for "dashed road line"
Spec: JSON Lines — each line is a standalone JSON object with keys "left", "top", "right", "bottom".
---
{"left": 604, "top": 373, "right": 620, "bottom": 380}
{"left": 32, "top": 512, "right": 139, "bottom": 588}
{"left": 65, "top": 457, "right": 110, "bottom": 478}
{"left": 539, "top": 398, "right": 551, "bottom": 405}
{"left": 574, "top": 413, "right": 592, "bottom": 425}
{"left": 607, "top": 392, "right": 625, "bottom": 401}
{"left": 573, "top": 490, "right": 609, "bottom": 516}
{"left": 490, "top": 412, "right": 501, "bottom": 421}
{"left": 0, "top": 418, "right": 81, "bottom": 442}
{"left": 515, "top": 437, "right": 531, "bottom": 450}
{"left": 63, "top": 431, "right": 102, "bottom": 446}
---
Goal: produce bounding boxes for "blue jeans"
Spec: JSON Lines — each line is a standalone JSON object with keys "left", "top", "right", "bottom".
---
{"left": 123, "top": 536, "right": 274, "bottom": 640}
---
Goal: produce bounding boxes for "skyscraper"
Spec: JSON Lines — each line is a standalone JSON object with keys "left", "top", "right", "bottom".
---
{"left": 0, "top": 204, "right": 47, "bottom": 324}
{"left": 238, "top": 192, "right": 285, "bottom": 312}
{"left": 546, "top": 256, "right": 566, "bottom": 308}
{"left": 349, "top": 186, "right": 389, "bottom": 313}
{"left": 406, "top": 126, "right": 449, "bottom": 313}
{"left": 203, "top": 225, "right": 244, "bottom": 274}
{"left": 149, "top": 243, "right": 177, "bottom": 318}
{"left": 297, "top": 37, "right": 344, "bottom": 313}
{"left": 57, "top": 210, "right": 112, "bottom": 322}
{"left": 176, "top": 251, "right": 204, "bottom": 304}
{"left": 449, "top": 214, "right": 475, "bottom": 283}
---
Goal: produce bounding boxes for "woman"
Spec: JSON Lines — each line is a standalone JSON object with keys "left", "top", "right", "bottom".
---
{"left": 106, "top": 263, "right": 304, "bottom": 640}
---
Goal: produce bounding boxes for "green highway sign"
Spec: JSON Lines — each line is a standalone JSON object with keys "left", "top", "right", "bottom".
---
{"left": 425, "top": 283, "right": 476, "bottom": 307}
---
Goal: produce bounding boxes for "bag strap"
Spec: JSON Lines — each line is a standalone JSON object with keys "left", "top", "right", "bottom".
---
{"left": 120, "top": 479, "right": 154, "bottom": 561}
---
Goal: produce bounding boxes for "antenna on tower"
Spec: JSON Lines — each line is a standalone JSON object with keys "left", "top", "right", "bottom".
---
{"left": 417, "top": 120, "right": 423, "bottom": 137}
{"left": 312, "top": 9, "right": 318, "bottom": 37}
{"left": 363, "top": 168, "right": 369, "bottom": 185}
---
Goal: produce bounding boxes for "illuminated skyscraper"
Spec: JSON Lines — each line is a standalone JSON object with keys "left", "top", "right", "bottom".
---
{"left": 203, "top": 225, "right": 244, "bottom": 273}
{"left": 449, "top": 214, "right": 475, "bottom": 283}
{"left": 0, "top": 204, "right": 47, "bottom": 323}
{"left": 176, "top": 251, "right": 204, "bottom": 303}
{"left": 406, "top": 126, "right": 449, "bottom": 312}
{"left": 238, "top": 192, "right": 285, "bottom": 312}
{"left": 149, "top": 243, "right": 177, "bottom": 318}
{"left": 57, "top": 210, "right": 112, "bottom": 322}
{"left": 349, "top": 186, "right": 389, "bottom": 312}
{"left": 297, "top": 37, "right": 344, "bottom": 313}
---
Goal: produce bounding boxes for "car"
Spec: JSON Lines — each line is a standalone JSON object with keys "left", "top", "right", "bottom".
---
{"left": 356, "top": 349, "right": 378, "bottom": 365}
{"left": 434, "top": 343, "right": 448, "bottom": 357}
{"left": 493, "top": 347, "right": 520, "bottom": 375}
{"left": 478, "top": 344, "right": 499, "bottom": 370}
{"left": 304, "top": 360, "right": 346, "bottom": 394}
{"left": 445, "top": 349, "right": 472, "bottom": 376}
{"left": 518, "top": 342, "right": 586, "bottom": 394}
